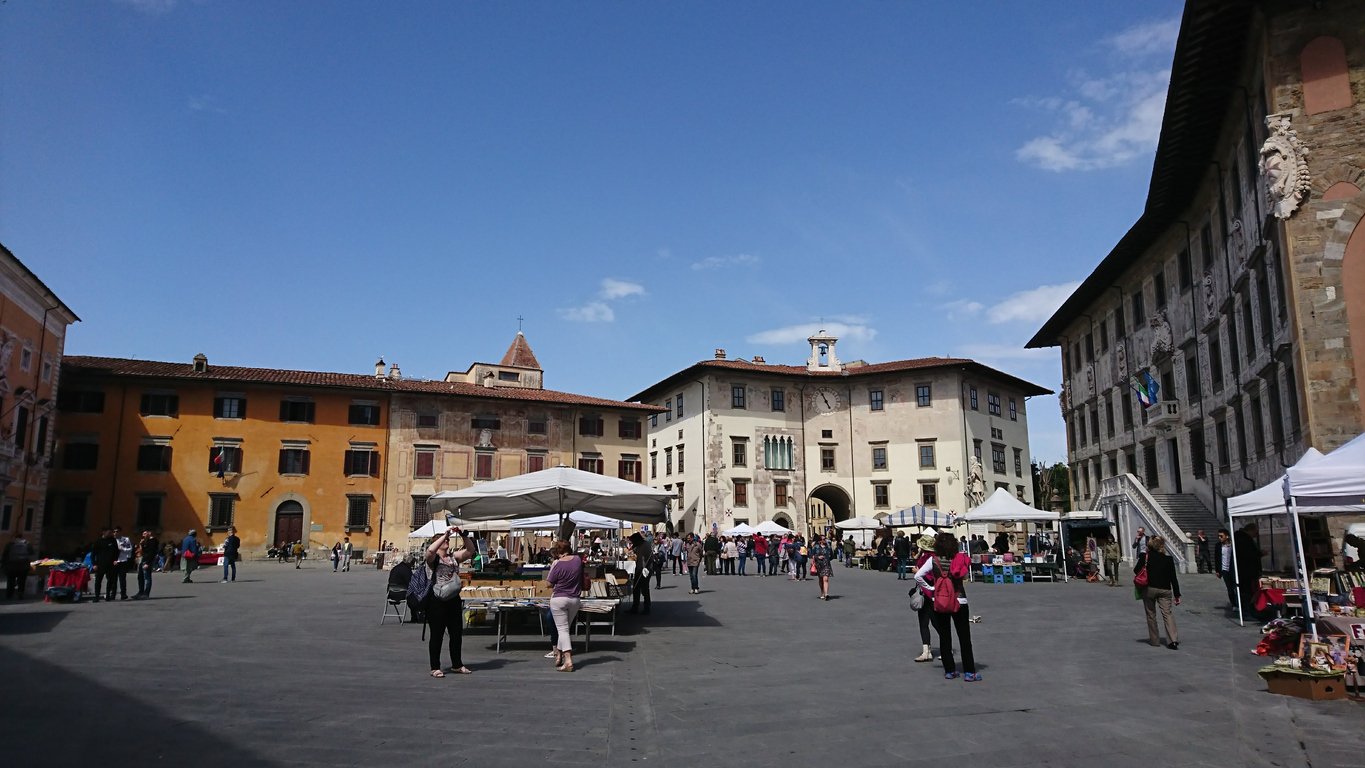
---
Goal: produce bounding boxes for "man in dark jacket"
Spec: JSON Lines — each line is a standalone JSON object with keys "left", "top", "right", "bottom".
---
{"left": 91, "top": 529, "right": 119, "bottom": 602}
{"left": 703, "top": 533, "right": 721, "bottom": 575}
{"left": 181, "top": 530, "right": 202, "bottom": 583}
{"left": 1234, "top": 524, "right": 1263, "bottom": 615}
{"left": 893, "top": 532, "right": 912, "bottom": 580}
{"left": 221, "top": 526, "right": 241, "bottom": 582}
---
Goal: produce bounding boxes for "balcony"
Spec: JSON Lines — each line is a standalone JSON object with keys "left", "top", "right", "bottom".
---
{"left": 1145, "top": 401, "right": 1181, "bottom": 430}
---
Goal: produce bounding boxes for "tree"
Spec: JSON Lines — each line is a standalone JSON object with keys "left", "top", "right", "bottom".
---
{"left": 1031, "top": 460, "right": 1070, "bottom": 511}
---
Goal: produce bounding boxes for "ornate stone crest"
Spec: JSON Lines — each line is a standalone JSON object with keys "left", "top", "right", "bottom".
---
{"left": 1115, "top": 340, "right": 1128, "bottom": 382}
{"left": 1259, "top": 112, "right": 1311, "bottom": 220}
{"left": 1230, "top": 218, "right": 1247, "bottom": 264}
{"left": 1148, "top": 309, "right": 1174, "bottom": 365}
{"left": 1202, "top": 271, "right": 1216, "bottom": 320}
{"left": 1085, "top": 363, "right": 1095, "bottom": 397}
{"left": 1059, "top": 381, "right": 1070, "bottom": 413}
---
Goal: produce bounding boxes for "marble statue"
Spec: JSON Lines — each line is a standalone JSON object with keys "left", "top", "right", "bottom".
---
{"left": 1259, "top": 112, "right": 1311, "bottom": 220}
{"left": 1115, "top": 340, "right": 1128, "bottom": 382}
{"left": 1148, "top": 310, "right": 1174, "bottom": 364}
{"left": 1231, "top": 219, "right": 1247, "bottom": 264}
{"left": 477, "top": 428, "right": 493, "bottom": 448}
{"left": 967, "top": 457, "right": 986, "bottom": 507}
{"left": 1085, "top": 363, "right": 1095, "bottom": 397}
{"left": 1202, "top": 271, "right": 1216, "bottom": 320}
{"left": 1059, "top": 381, "right": 1070, "bottom": 413}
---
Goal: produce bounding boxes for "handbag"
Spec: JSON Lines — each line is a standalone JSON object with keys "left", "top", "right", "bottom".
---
{"left": 1133, "top": 567, "right": 1148, "bottom": 588}
{"left": 908, "top": 588, "right": 926, "bottom": 611}
{"left": 432, "top": 577, "right": 462, "bottom": 601}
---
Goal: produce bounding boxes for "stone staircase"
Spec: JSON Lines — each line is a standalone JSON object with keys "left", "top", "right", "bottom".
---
{"left": 1149, "top": 494, "right": 1222, "bottom": 538}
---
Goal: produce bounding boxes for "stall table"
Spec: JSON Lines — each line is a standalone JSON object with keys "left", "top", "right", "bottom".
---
{"left": 462, "top": 597, "right": 620, "bottom": 653}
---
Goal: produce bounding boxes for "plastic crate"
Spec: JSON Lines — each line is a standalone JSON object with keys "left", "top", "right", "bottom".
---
{"left": 993, "top": 575, "right": 1005, "bottom": 584}
{"left": 981, "top": 566, "right": 994, "bottom": 575}
{"left": 1002, "top": 565, "right": 1015, "bottom": 575}
{"left": 1012, "top": 574, "right": 1025, "bottom": 584}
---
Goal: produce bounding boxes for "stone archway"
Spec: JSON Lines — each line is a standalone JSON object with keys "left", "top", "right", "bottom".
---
{"left": 807, "top": 484, "right": 851, "bottom": 536}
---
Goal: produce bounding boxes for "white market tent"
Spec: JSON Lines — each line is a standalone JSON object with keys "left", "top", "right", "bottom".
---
{"left": 1282, "top": 433, "right": 1365, "bottom": 637}
{"left": 509, "top": 511, "right": 627, "bottom": 531}
{"left": 962, "top": 488, "right": 1061, "bottom": 523}
{"left": 754, "top": 520, "right": 793, "bottom": 535}
{"left": 1227, "top": 448, "right": 1325, "bottom": 518}
{"left": 426, "top": 466, "right": 673, "bottom": 525}
{"left": 834, "top": 516, "right": 885, "bottom": 531}
{"left": 722, "top": 523, "right": 756, "bottom": 536}
{"left": 408, "top": 519, "right": 448, "bottom": 539}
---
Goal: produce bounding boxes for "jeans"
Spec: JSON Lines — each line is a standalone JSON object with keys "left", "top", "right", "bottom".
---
{"left": 754, "top": 555, "right": 766, "bottom": 575}
{"left": 688, "top": 566, "right": 700, "bottom": 592}
{"left": 113, "top": 561, "right": 130, "bottom": 598}
{"left": 223, "top": 558, "right": 237, "bottom": 582}
{"left": 769, "top": 556, "right": 779, "bottom": 576}
{"left": 671, "top": 555, "right": 681, "bottom": 574}
{"left": 930, "top": 607, "right": 976, "bottom": 674}
{"left": 654, "top": 564, "right": 663, "bottom": 589}
{"left": 341, "top": 554, "right": 351, "bottom": 572}
{"left": 738, "top": 555, "right": 748, "bottom": 575}
{"left": 1221, "top": 570, "right": 1238, "bottom": 607}
{"left": 5, "top": 567, "right": 27, "bottom": 599}
{"left": 137, "top": 563, "right": 154, "bottom": 596}
{"left": 896, "top": 557, "right": 909, "bottom": 580}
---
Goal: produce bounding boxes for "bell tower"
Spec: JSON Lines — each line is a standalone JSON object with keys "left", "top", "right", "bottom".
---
{"left": 806, "top": 330, "right": 842, "bottom": 372}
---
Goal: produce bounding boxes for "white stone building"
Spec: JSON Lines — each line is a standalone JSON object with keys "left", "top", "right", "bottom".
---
{"left": 630, "top": 333, "right": 1049, "bottom": 536}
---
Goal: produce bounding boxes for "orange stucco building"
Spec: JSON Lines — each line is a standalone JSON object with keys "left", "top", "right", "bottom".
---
{"left": 0, "top": 243, "right": 79, "bottom": 555}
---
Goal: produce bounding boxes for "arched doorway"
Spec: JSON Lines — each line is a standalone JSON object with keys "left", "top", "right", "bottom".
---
{"left": 807, "top": 484, "right": 851, "bottom": 537}
{"left": 273, "top": 500, "right": 304, "bottom": 546}
{"left": 772, "top": 513, "right": 793, "bottom": 530}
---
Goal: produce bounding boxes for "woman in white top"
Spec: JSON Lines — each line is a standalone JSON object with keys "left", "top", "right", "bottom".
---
{"left": 722, "top": 538, "right": 738, "bottom": 575}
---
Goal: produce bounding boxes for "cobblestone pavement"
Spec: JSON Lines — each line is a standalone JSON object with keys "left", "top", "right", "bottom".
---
{"left": 2, "top": 559, "right": 1362, "bottom": 767}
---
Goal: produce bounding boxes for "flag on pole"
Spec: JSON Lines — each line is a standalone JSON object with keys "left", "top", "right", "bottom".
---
{"left": 1131, "top": 371, "right": 1160, "bottom": 408}
{"left": 215, "top": 446, "right": 227, "bottom": 478}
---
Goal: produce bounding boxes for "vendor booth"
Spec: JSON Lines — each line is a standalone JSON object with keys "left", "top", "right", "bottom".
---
{"left": 963, "top": 488, "right": 1063, "bottom": 583}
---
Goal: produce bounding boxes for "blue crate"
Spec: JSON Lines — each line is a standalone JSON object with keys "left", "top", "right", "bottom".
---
{"left": 1012, "top": 574, "right": 1025, "bottom": 584}
{"left": 1001, "top": 565, "right": 1015, "bottom": 575}
{"left": 993, "top": 574, "right": 1005, "bottom": 584}
{"left": 981, "top": 566, "right": 994, "bottom": 575}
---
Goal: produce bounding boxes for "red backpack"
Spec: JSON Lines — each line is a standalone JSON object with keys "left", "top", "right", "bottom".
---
{"left": 932, "top": 557, "right": 960, "bottom": 614}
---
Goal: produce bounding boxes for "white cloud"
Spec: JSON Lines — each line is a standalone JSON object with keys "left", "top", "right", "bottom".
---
{"left": 187, "top": 94, "right": 227, "bottom": 114}
{"left": 599, "top": 278, "right": 644, "bottom": 300}
{"left": 746, "top": 320, "right": 877, "bottom": 346}
{"left": 117, "top": 0, "right": 178, "bottom": 14}
{"left": 941, "top": 299, "right": 984, "bottom": 320}
{"left": 985, "top": 282, "right": 1080, "bottom": 325}
{"left": 1014, "top": 18, "right": 1177, "bottom": 172}
{"left": 691, "top": 253, "right": 760, "bottom": 271}
{"left": 558, "top": 302, "right": 614, "bottom": 323}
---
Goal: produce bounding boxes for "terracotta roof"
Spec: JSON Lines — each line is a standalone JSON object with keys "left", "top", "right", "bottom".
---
{"left": 62, "top": 356, "right": 663, "bottom": 412}
{"left": 1027, "top": 0, "right": 1254, "bottom": 347}
{"left": 630, "top": 356, "right": 1051, "bottom": 401}
{"left": 499, "top": 332, "right": 542, "bottom": 369}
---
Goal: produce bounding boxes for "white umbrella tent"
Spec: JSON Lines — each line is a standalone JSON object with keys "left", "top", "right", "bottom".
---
{"left": 722, "top": 523, "right": 756, "bottom": 536}
{"left": 755, "top": 520, "right": 793, "bottom": 535}
{"left": 1282, "top": 433, "right": 1365, "bottom": 637}
{"left": 964, "top": 488, "right": 1064, "bottom": 581}
{"left": 427, "top": 466, "right": 672, "bottom": 525}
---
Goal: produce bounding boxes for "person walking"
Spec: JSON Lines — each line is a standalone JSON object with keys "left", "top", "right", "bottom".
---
{"left": 625, "top": 532, "right": 653, "bottom": 614}
{"left": 1194, "top": 530, "right": 1211, "bottom": 574}
{"left": 1102, "top": 538, "right": 1121, "bottom": 586}
{"left": 1214, "top": 529, "right": 1237, "bottom": 607}
{"left": 1135, "top": 536, "right": 1181, "bottom": 650}
{"left": 736, "top": 535, "right": 749, "bottom": 576}
{"left": 703, "top": 532, "right": 721, "bottom": 575}
{"left": 684, "top": 533, "right": 704, "bottom": 594}
{"left": 1234, "top": 524, "right": 1263, "bottom": 615}
{"left": 221, "top": 526, "right": 241, "bottom": 583}
{"left": 292, "top": 541, "right": 305, "bottom": 568}
{"left": 768, "top": 535, "right": 781, "bottom": 575}
{"left": 915, "top": 532, "right": 979, "bottom": 681}
{"left": 811, "top": 535, "right": 834, "bottom": 600}
{"left": 911, "top": 534, "right": 936, "bottom": 662}
{"left": 545, "top": 541, "right": 585, "bottom": 672}
{"left": 752, "top": 534, "right": 768, "bottom": 576}
{"left": 341, "top": 537, "right": 354, "bottom": 572}
{"left": 134, "top": 530, "right": 158, "bottom": 598}
{"left": 1131, "top": 526, "right": 1149, "bottom": 558}
{"left": 330, "top": 542, "right": 342, "bottom": 573}
{"left": 180, "top": 530, "right": 203, "bottom": 583}
{"left": 2, "top": 532, "right": 34, "bottom": 600}
{"left": 796, "top": 537, "right": 809, "bottom": 581}
{"left": 843, "top": 535, "right": 856, "bottom": 567}
{"left": 893, "top": 531, "right": 912, "bottom": 580}
{"left": 425, "top": 527, "right": 474, "bottom": 678}
{"left": 670, "top": 534, "right": 683, "bottom": 574}
{"left": 651, "top": 544, "right": 665, "bottom": 590}
{"left": 113, "top": 527, "right": 134, "bottom": 600}
{"left": 92, "top": 529, "right": 118, "bottom": 600}
{"left": 722, "top": 537, "right": 737, "bottom": 575}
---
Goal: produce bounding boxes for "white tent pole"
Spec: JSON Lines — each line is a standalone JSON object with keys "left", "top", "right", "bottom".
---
{"left": 1287, "top": 498, "right": 1317, "bottom": 640}
{"left": 1232, "top": 518, "right": 1244, "bottom": 627}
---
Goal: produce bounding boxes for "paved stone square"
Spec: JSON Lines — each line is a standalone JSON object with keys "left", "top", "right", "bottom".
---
{"left": 2, "top": 559, "right": 1362, "bottom": 767}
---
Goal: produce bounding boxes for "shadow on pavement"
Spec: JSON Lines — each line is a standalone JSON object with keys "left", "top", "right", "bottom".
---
{"left": 0, "top": 611, "right": 70, "bottom": 635}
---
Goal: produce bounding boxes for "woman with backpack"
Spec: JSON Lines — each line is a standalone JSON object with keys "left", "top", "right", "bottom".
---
{"left": 425, "top": 527, "right": 475, "bottom": 678}
{"left": 914, "top": 532, "right": 979, "bottom": 682}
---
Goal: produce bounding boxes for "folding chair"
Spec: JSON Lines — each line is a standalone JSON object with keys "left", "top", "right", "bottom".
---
{"left": 381, "top": 589, "right": 407, "bottom": 625}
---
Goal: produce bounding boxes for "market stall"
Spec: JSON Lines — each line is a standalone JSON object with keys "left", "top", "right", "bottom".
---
{"left": 963, "top": 488, "right": 1063, "bottom": 583}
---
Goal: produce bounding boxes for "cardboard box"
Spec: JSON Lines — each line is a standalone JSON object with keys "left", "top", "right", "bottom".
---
{"left": 1261, "top": 671, "right": 1347, "bottom": 701}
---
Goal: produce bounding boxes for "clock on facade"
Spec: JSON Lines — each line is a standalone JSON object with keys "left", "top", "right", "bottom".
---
{"left": 809, "top": 386, "right": 841, "bottom": 414}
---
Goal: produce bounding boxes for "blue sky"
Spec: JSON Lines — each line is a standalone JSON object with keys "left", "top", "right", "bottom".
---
{"left": 1, "top": 0, "right": 1185, "bottom": 463}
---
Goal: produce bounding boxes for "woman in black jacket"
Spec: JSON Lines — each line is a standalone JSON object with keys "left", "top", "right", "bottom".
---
{"left": 1135, "top": 536, "right": 1181, "bottom": 650}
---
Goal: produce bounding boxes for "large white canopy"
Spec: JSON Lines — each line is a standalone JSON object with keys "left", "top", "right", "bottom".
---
{"left": 754, "top": 520, "right": 793, "bottom": 535}
{"left": 408, "top": 519, "right": 448, "bottom": 539}
{"left": 834, "top": 516, "right": 885, "bottom": 531}
{"left": 1227, "top": 448, "right": 1325, "bottom": 518}
{"left": 426, "top": 466, "right": 673, "bottom": 523}
{"left": 509, "top": 511, "right": 626, "bottom": 531}
{"left": 1286, "top": 432, "right": 1365, "bottom": 508}
{"left": 963, "top": 488, "right": 1061, "bottom": 522}
{"left": 722, "top": 523, "right": 756, "bottom": 536}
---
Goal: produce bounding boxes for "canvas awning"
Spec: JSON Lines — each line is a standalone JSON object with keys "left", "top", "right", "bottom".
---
{"left": 426, "top": 466, "right": 673, "bottom": 524}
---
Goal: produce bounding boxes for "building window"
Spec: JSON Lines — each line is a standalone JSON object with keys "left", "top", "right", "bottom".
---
{"left": 1191, "top": 426, "right": 1207, "bottom": 479}
{"left": 279, "top": 399, "right": 315, "bottom": 423}
{"left": 676, "top": 445, "right": 685, "bottom": 473}
{"left": 136, "top": 494, "right": 163, "bottom": 529}
{"left": 1178, "top": 248, "right": 1193, "bottom": 290}
{"left": 871, "top": 446, "right": 888, "bottom": 471}
{"left": 820, "top": 448, "right": 835, "bottom": 472}
{"left": 990, "top": 427, "right": 1003, "bottom": 440}
{"left": 969, "top": 387, "right": 978, "bottom": 411}
{"left": 19, "top": 346, "right": 31, "bottom": 371}
{"left": 474, "top": 452, "right": 494, "bottom": 480}
{"left": 63, "top": 441, "right": 99, "bottom": 470}
{"left": 343, "top": 446, "right": 379, "bottom": 477}
{"left": 1132, "top": 290, "right": 1146, "bottom": 326}
{"left": 411, "top": 496, "right": 431, "bottom": 528}
{"left": 1009, "top": 398, "right": 1018, "bottom": 422}
{"left": 578, "top": 455, "right": 603, "bottom": 474}
{"left": 214, "top": 396, "right": 246, "bottom": 419}
{"left": 1154, "top": 268, "right": 1167, "bottom": 309}
{"left": 664, "top": 447, "right": 673, "bottom": 475}
{"left": 676, "top": 393, "right": 684, "bottom": 419}
{"left": 987, "top": 393, "right": 1001, "bottom": 416}
{"left": 1084, "top": 333, "right": 1095, "bottom": 363}
{"left": 992, "top": 445, "right": 1006, "bottom": 475}
{"left": 650, "top": 414, "right": 658, "bottom": 428}
{"left": 349, "top": 402, "right": 381, "bottom": 426}
{"left": 921, "top": 483, "right": 938, "bottom": 507}
{"left": 733, "top": 480, "right": 748, "bottom": 507}
{"left": 210, "top": 445, "right": 243, "bottom": 475}
{"left": 140, "top": 393, "right": 179, "bottom": 417}
{"left": 775, "top": 481, "right": 788, "bottom": 507}
{"left": 498, "top": 371, "right": 519, "bottom": 382}
{"left": 1090, "top": 407, "right": 1100, "bottom": 444}
{"left": 209, "top": 494, "right": 236, "bottom": 529}
{"left": 471, "top": 416, "right": 501, "bottom": 431}
{"left": 578, "top": 416, "right": 604, "bottom": 437}
{"left": 58, "top": 389, "right": 106, "bottom": 413}
{"left": 526, "top": 415, "right": 546, "bottom": 434}
{"left": 413, "top": 447, "right": 436, "bottom": 479}
{"left": 137, "top": 443, "right": 172, "bottom": 472}
{"left": 919, "top": 443, "right": 935, "bottom": 468}
{"left": 1014, "top": 448, "right": 1023, "bottom": 477}
{"left": 1099, "top": 321, "right": 1109, "bottom": 353}
{"left": 278, "top": 445, "right": 310, "bottom": 475}
{"left": 821, "top": 430, "right": 833, "bottom": 439}
{"left": 619, "top": 419, "right": 642, "bottom": 439}
{"left": 418, "top": 412, "right": 440, "bottom": 429}
{"left": 1210, "top": 338, "right": 1224, "bottom": 391}
{"left": 650, "top": 452, "right": 658, "bottom": 479}
{"left": 763, "top": 436, "right": 794, "bottom": 470}
{"left": 1121, "top": 391, "right": 1134, "bottom": 430}
{"left": 1215, "top": 420, "right": 1230, "bottom": 470}
{"left": 346, "top": 496, "right": 371, "bottom": 529}
{"left": 527, "top": 452, "right": 546, "bottom": 473}
{"left": 732, "top": 439, "right": 747, "bottom": 467}
{"left": 870, "top": 389, "right": 884, "bottom": 411}
{"left": 731, "top": 385, "right": 746, "bottom": 409}
{"left": 664, "top": 399, "right": 673, "bottom": 422}
{"left": 873, "top": 483, "right": 890, "bottom": 508}
{"left": 916, "top": 385, "right": 932, "bottom": 407}
{"left": 771, "top": 389, "right": 785, "bottom": 412}
{"left": 618, "top": 456, "right": 642, "bottom": 483}
{"left": 973, "top": 440, "right": 982, "bottom": 463}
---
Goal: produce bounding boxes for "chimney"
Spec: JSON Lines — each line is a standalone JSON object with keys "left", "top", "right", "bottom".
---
{"left": 752, "top": 355, "right": 765, "bottom": 364}
{"left": 192, "top": 353, "right": 208, "bottom": 373}
{"left": 714, "top": 348, "right": 727, "bottom": 360}
{"left": 389, "top": 363, "right": 401, "bottom": 380}
{"left": 482, "top": 370, "right": 496, "bottom": 388}
{"left": 375, "top": 358, "right": 386, "bottom": 380}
